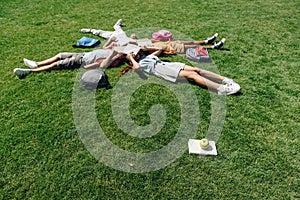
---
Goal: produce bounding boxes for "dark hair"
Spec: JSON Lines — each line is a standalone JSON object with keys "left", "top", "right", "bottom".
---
{"left": 119, "top": 50, "right": 146, "bottom": 75}
{"left": 119, "top": 65, "right": 133, "bottom": 75}
{"left": 110, "top": 55, "right": 126, "bottom": 68}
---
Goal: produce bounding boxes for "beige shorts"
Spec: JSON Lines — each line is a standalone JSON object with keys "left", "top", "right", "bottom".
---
{"left": 57, "top": 53, "right": 84, "bottom": 69}
{"left": 153, "top": 41, "right": 185, "bottom": 54}
{"left": 169, "top": 41, "right": 185, "bottom": 54}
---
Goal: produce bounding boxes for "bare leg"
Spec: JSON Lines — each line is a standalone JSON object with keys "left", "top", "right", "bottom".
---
{"left": 177, "top": 33, "right": 218, "bottom": 46}
{"left": 179, "top": 65, "right": 240, "bottom": 95}
{"left": 31, "top": 62, "right": 59, "bottom": 72}
{"left": 36, "top": 54, "right": 61, "bottom": 67}
{"left": 183, "top": 40, "right": 225, "bottom": 50}
{"left": 180, "top": 33, "right": 222, "bottom": 50}
{"left": 184, "top": 44, "right": 214, "bottom": 49}
{"left": 178, "top": 70, "right": 220, "bottom": 91}
{"left": 183, "top": 65, "right": 225, "bottom": 82}
{"left": 198, "top": 68, "right": 225, "bottom": 82}
{"left": 178, "top": 40, "right": 206, "bottom": 45}
{"left": 182, "top": 65, "right": 201, "bottom": 73}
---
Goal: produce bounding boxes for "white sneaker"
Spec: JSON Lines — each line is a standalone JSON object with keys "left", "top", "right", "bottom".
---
{"left": 14, "top": 68, "right": 32, "bottom": 78}
{"left": 217, "top": 83, "right": 240, "bottom": 95}
{"left": 222, "top": 77, "right": 234, "bottom": 85}
{"left": 81, "top": 28, "right": 92, "bottom": 33}
{"left": 23, "top": 58, "right": 37, "bottom": 68}
{"left": 114, "top": 19, "right": 123, "bottom": 27}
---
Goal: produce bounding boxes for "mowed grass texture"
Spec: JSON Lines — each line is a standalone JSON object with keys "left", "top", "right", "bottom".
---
{"left": 0, "top": 0, "right": 299, "bottom": 199}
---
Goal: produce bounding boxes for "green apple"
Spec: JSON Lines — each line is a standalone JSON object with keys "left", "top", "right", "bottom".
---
{"left": 199, "top": 138, "right": 209, "bottom": 149}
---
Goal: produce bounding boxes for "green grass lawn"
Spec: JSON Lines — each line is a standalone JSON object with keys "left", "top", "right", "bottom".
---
{"left": 0, "top": 0, "right": 299, "bottom": 199}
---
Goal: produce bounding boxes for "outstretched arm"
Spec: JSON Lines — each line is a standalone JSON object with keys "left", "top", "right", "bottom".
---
{"left": 103, "top": 36, "right": 117, "bottom": 49}
{"left": 99, "top": 50, "right": 119, "bottom": 68}
{"left": 151, "top": 49, "right": 164, "bottom": 57}
{"left": 83, "top": 62, "right": 101, "bottom": 69}
{"left": 127, "top": 53, "right": 141, "bottom": 70}
{"left": 126, "top": 53, "right": 147, "bottom": 80}
{"left": 83, "top": 50, "right": 120, "bottom": 69}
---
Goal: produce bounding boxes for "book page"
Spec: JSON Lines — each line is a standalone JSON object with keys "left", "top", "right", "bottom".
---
{"left": 114, "top": 44, "right": 140, "bottom": 55}
{"left": 136, "top": 38, "right": 152, "bottom": 46}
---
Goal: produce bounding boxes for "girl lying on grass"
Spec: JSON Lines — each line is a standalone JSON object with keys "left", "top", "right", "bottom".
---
{"left": 121, "top": 49, "right": 240, "bottom": 95}
{"left": 102, "top": 33, "right": 225, "bottom": 54}
{"left": 82, "top": 19, "right": 226, "bottom": 54}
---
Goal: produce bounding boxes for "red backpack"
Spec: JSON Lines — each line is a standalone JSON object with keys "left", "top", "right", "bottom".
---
{"left": 185, "top": 46, "right": 212, "bottom": 63}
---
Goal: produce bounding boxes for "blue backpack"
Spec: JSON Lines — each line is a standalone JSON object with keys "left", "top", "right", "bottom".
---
{"left": 73, "top": 37, "right": 100, "bottom": 48}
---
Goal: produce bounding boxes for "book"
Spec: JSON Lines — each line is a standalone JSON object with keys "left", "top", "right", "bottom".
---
{"left": 114, "top": 44, "right": 141, "bottom": 55}
{"left": 188, "top": 139, "right": 217, "bottom": 155}
{"left": 136, "top": 38, "right": 152, "bottom": 46}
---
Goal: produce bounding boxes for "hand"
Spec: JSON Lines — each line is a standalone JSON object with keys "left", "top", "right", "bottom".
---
{"left": 126, "top": 53, "right": 134, "bottom": 60}
{"left": 127, "top": 52, "right": 135, "bottom": 59}
{"left": 110, "top": 36, "right": 117, "bottom": 41}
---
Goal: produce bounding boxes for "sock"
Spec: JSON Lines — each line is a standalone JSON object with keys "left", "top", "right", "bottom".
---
{"left": 222, "top": 77, "right": 230, "bottom": 83}
{"left": 222, "top": 77, "right": 234, "bottom": 85}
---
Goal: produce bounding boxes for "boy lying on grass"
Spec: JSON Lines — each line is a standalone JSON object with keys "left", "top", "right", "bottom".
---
{"left": 13, "top": 49, "right": 125, "bottom": 78}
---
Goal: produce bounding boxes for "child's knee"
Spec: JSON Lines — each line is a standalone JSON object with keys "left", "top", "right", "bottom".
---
{"left": 130, "top": 34, "right": 137, "bottom": 39}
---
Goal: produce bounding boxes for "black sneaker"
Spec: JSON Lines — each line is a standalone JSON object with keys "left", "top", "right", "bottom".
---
{"left": 205, "top": 33, "right": 218, "bottom": 44}
{"left": 213, "top": 38, "right": 226, "bottom": 49}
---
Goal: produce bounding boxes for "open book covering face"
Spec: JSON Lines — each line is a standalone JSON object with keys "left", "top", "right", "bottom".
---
{"left": 114, "top": 44, "right": 141, "bottom": 55}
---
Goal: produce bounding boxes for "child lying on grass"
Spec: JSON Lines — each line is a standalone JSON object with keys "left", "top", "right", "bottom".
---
{"left": 122, "top": 49, "right": 240, "bottom": 95}
{"left": 14, "top": 49, "right": 125, "bottom": 78}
